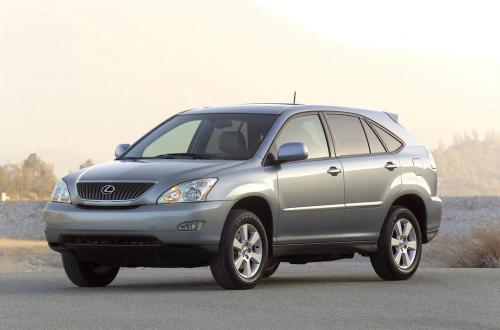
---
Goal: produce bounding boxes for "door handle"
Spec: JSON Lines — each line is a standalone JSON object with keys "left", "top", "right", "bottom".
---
{"left": 327, "top": 166, "right": 342, "bottom": 176}
{"left": 384, "top": 162, "right": 398, "bottom": 171}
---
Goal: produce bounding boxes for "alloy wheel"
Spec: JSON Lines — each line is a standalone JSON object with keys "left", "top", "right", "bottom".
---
{"left": 233, "top": 224, "right": 263, "bottom": 279}
{"left": 391, "top": 218, "right": 417, "bottom": 269}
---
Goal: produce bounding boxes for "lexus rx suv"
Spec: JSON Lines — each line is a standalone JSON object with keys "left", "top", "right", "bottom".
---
{"left": 44, "top": 104, "right": 442, "bottom": 289}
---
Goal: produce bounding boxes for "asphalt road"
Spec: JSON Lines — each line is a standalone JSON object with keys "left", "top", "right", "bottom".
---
{"left": 1, "top": 263, "right": 499, "bottom": 329}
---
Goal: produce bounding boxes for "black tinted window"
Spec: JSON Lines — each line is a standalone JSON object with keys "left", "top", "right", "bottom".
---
{"left": 327, "top": 114, "right": 369, "bottom": 156}
{"left": 275, "top": 115, "right": 329, "bottom": 159}
{"left": 361, "top": 119, "right": 386, "bottom": 153}
{"left": 372, "top": 125, "right": 403, "bottom": 152}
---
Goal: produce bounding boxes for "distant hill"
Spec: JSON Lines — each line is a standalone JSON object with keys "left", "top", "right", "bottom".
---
{"left": 433, "top": 132, "right": 500, "bottom": 196}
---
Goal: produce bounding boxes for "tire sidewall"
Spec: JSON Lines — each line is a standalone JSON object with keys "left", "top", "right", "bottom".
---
{"left": 263, "top": 259, "right": 280, "bottom": 278}
{"left": 221, "top": 210, "right": 268, "bottom": 286}
{"left": 383, "top": 207, "right": 422, "bottom": 276}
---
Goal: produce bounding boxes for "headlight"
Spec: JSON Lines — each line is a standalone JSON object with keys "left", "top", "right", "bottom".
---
{"left": 51, "top": 179, "right": 71, "bottom": 203}
{"left": 157, "top": 178, "right": 218, "bottom": 204}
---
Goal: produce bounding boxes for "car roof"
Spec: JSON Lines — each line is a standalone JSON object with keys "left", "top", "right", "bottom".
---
{"left": 181, "top": 103, "right": 419, "bottom": 145}
{"left": 181, "top": 103, "right": 385, "bottom": 117}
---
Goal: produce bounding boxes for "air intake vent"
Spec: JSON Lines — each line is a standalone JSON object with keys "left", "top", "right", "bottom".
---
{"left": 77, "top": 182, "right": 155, "bottom": 201}
{"left": 63, "top": 235, "right": 162, "bottom": 246}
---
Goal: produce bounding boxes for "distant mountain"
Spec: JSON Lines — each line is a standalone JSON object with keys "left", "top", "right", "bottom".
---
{"left": 433, "top": 132, "right": 500, "bottom": 196}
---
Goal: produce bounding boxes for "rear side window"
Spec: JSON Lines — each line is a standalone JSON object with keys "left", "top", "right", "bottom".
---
{"left": 372, "top": 125, "right": 403, "bottom": 152}
{"left": 327, "top": 115, "right": 369, "bottom": 156}
{"left": 361, "top": 119, "right": 386, "bottom": 153}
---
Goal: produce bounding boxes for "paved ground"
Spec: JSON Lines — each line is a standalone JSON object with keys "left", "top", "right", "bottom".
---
{"left": 1, "top": 263, "right": 498, "bottom": 329}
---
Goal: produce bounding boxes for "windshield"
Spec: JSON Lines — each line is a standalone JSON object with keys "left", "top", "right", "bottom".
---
{"left": 122, "top": 113, "right": 278, "bottom": 160}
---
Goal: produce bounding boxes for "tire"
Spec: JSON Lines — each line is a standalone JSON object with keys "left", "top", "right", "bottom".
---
{"left": 210, "top": 209, "right": 268, "bottom": 290}
{"left": 370, "top": 206, "right": 422, "bottom": 281}
{"left": 262, "top": 259, "right": 280, "bottom": 278}
{"left": 62, "top": 255, "right": 119, "bottom": 287}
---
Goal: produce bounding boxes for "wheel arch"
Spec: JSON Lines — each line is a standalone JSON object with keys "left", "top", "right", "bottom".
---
{"left": 230, "top": 196, "right": 274, "bottom": 256}
{"left": 391, "top": 194, "right": 428, "bottom": 242}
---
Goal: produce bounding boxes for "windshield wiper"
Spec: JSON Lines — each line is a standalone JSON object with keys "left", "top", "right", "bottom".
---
{"left": 153, "top": 153, "right": 210, "bottom": 159}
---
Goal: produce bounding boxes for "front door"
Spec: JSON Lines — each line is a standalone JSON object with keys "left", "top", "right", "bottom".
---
{"left": 274, "top": 114, "right": 345, "bottom": 244}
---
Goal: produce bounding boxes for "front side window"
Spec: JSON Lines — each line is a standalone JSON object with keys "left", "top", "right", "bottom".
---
{"left": 327, "top": 114, "right": 369, "bottom": 156}
{"left": 274, "top": 114, "right": 329, "bottom": 159}
{"left": 124, "top": 113, "right": 278, "bottom": 160}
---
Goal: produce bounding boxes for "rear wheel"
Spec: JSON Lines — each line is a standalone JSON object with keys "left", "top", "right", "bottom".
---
{"left": 62, "top": 255, "right": 119, "bottom": 287}
{"left": 370, "top": 206, "right": 422, "bottom": 281}
{"left": 210, "top": 210, "right": 268, "bottom": 290}
{"left": 263, "top": 259, "right": 280, "bottom": 278}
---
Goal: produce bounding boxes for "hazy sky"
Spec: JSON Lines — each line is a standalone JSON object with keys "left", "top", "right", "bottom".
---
{"left": 1, "top": 0, "right": 499, "bottom": 176}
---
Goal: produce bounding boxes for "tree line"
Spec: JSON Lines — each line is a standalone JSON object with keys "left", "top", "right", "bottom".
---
{"left": 0, "top": 154, "right": 93, "bottom": 200}
{"left": 433, "top": 131, "right": 500, "bottom": 196}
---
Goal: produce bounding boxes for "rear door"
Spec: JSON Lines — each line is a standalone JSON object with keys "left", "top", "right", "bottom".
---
{"left": 275, "top": 113, "right": 345, "bottom": 244}
{"left": 325, "top": 113, "right": 402, "bottom": 241}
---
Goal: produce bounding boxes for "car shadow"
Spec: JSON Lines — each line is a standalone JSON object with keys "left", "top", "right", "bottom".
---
{"left": 1, "top": 270, "right": 433, "bottom": 295}
{"left": 104, "top": 273, "right": 383, "bottom": 292}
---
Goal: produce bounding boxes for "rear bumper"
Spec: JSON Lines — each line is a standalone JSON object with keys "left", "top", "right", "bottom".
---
{"left": 43, "top": 201, "right": 233, "bottom": 253}
{"left": 424, "top": 196, "right": 443, "bottom": 242}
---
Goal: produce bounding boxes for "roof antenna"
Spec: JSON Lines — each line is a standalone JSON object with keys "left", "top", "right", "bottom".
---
{"left": 292, "top": 91, "right": 296, "bottom": 104}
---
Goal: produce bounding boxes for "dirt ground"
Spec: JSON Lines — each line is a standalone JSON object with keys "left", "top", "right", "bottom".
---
{"left": 0, "top": 238, "right": 60, "bottom": 272}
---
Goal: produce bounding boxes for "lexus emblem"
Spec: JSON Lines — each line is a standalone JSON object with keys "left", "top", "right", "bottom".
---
{"left": 101, "top": 184, "right": 116, "bottom": 195}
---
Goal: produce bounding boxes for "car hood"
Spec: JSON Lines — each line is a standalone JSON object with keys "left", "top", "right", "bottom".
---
{"left": 65, "top": 159, "right": 244, "bottom": 205}
{"left": 78, "top": 159, "right": 244, "bottom": 182}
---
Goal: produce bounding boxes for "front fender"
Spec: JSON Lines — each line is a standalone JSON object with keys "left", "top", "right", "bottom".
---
{"left": 206, "top": 166, "right": 279, "bottom": 240}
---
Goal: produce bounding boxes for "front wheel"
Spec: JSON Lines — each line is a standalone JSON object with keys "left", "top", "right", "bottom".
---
{"left": 210, "top": 210, "right": 268, "bottom": 290}
{"left": 370, "top": 206, "right": 422, "bottom": 281}
{"left": 262, "top": 259, "right": 280, "bottom": 278}
{"left": 62, "top": 255, "right": 119, "bottom": 287}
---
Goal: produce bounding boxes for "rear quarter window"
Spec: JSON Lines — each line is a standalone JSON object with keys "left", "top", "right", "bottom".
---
{"left": 372, "top": 124, "right": 403, "bottom": 152}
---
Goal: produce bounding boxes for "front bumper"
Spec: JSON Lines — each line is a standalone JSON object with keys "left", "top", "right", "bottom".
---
{"left": 43, "top": 201, "right": 233, "bottom": 253}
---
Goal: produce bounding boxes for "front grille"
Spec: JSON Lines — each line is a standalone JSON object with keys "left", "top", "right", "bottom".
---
{"left": 62, "top": 235, "right": 162, "bottom": 246}
{"left": 77, "top": 182, "right": 155, "bottom": 201}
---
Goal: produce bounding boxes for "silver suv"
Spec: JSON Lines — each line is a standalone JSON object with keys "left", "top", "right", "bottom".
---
{"left": 44, "top": 104, "right": 442, "bottom": 289}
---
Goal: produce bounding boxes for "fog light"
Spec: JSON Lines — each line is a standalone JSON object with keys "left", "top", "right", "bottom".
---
{"left": 177, "top": 221, "right": 204, "bottom": 232}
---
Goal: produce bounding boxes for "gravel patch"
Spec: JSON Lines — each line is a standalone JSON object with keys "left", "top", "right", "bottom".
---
{"left": 0, "top": 201, "right": 47, "bottom": 239}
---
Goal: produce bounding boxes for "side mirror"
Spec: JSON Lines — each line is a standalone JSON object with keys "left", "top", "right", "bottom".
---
{"left": 277, "top": 142, "right": 308, "bottom": 164}
{"left": 115, "top": 144, "right": 131, "bottom": 158}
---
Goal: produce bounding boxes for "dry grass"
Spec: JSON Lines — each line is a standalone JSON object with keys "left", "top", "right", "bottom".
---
{"left": 428, "top": 228, "right": 500, "bottom": 268}
{"left": 0, "top": 238, "right": 47, "bottom": 248}
{"left": 0, "top": 238, "right": 60, "bottom": 271}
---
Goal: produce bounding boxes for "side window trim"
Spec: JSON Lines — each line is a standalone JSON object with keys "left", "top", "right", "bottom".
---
{"left": 360, "top": 118, "right": 388, "bottom": 154}
{"left": 365, "top": 119, "right": 405, "bottom": 154}
{"left": 358, "top": 117, "right": 373, "bottom": 154}
{"left": 319, "top": 111, "right": 337, "bottom": 157}
{"left": 318, "top": 112, "right": 334, "bottom": 158}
